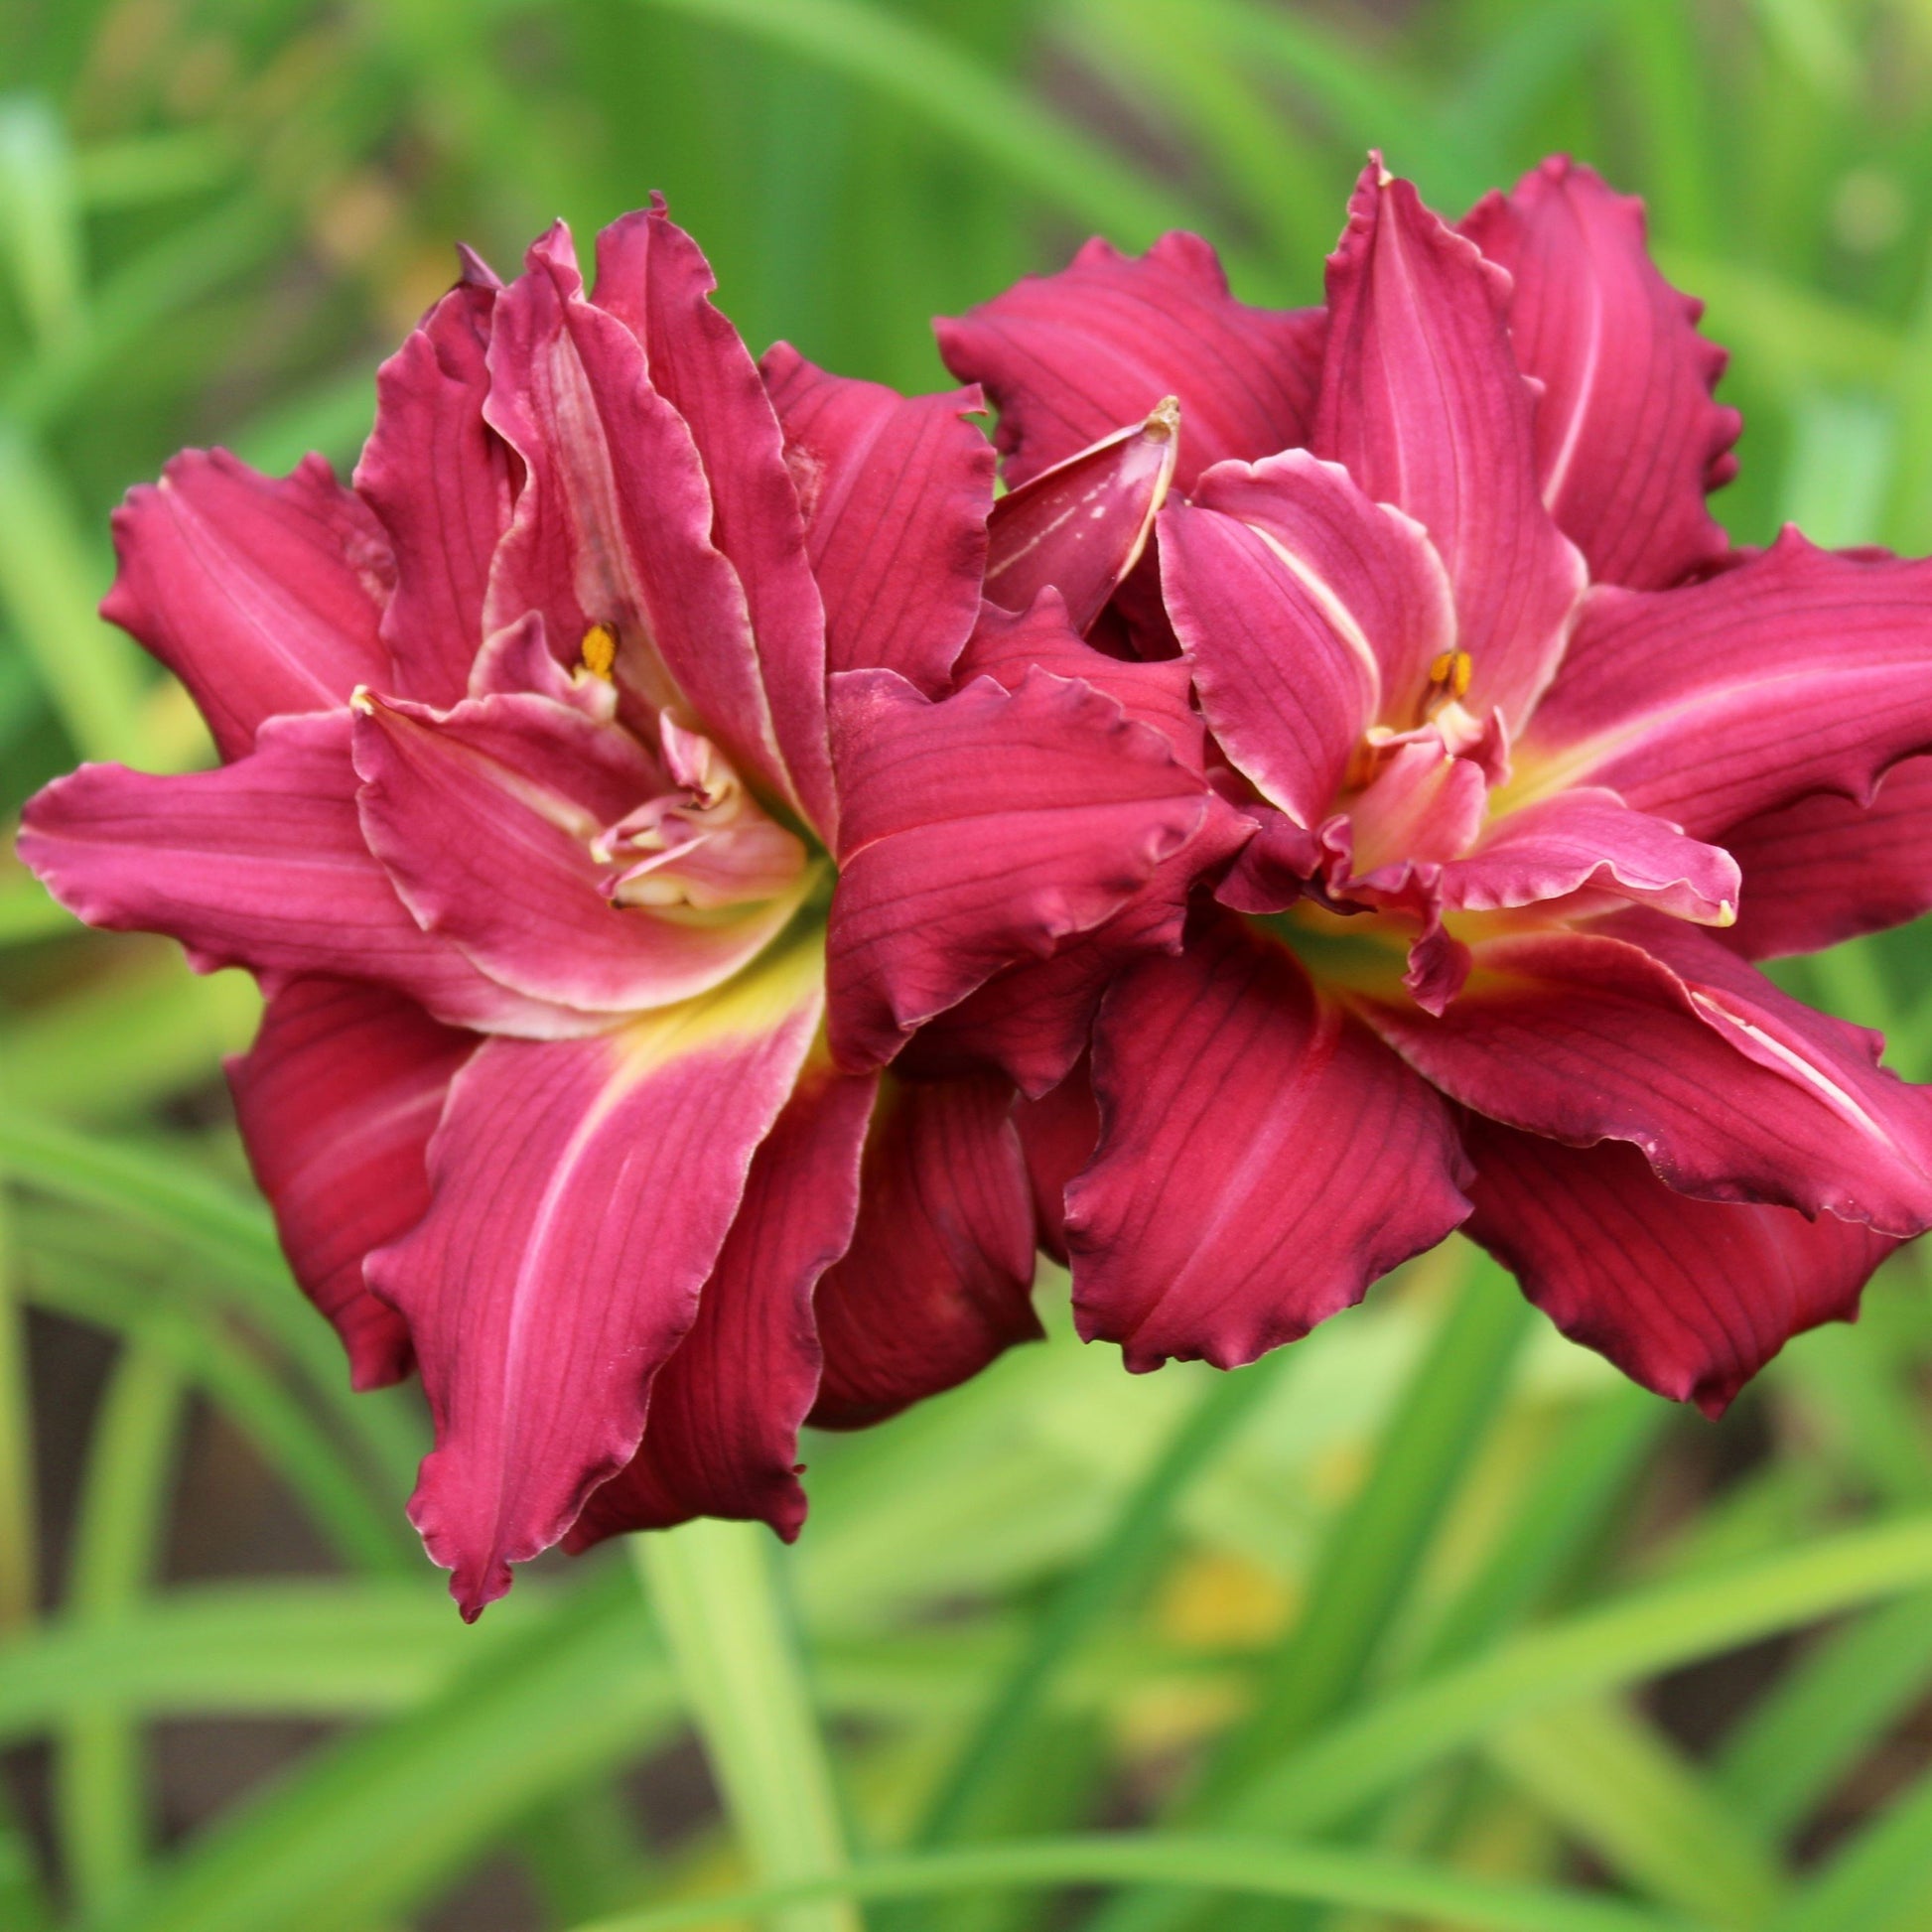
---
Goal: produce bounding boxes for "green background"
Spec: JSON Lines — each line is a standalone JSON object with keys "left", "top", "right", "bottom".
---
{"left": 3, "top": 2, "right": 1932, "bottom": 1929}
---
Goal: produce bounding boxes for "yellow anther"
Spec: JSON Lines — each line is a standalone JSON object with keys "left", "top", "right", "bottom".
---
{"left": 1428, "top": 649, "right": 1473, "bottom": 702}
{"left": 580, "top": 622, "right": 618, "bottom": 682}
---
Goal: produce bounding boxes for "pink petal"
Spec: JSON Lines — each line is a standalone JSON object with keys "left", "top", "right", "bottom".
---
{"left": 809, "top": 1072, "right": 1039, "bottom": 1429}
{"left": 760, "top": 342, "right": 993, "bottom": 692}
{"left": 1464, "top": 1120, "right": 1893, "bottom": 1416}
{"left": 565, "top": 1063, "right": 876, "bottom": 1546}
{"left": 1723, "top": 756, "right": 1932, "bottom": 957}
{"left": 825, "top": 665, "right": 1210, "bottom": 1069}
{"left": 1345, "top": 739, "right": 1489, "bottom": 873}
{"left": 1525, "top": 530, "right": 1932, "bottom": 835}
{"left": 226, "top": 977, "right": 475, "bottom": 1390}
{"left": 1187, "top": 450, "right": 1459, "bottom": 739}
{"left": 1461, "top": 157, "right": 1739, "bottom": 591}
{"left": 17, "top": 712, "right": 579, "bottom": 1037}
{"left": 1069, "top": 912, "right": 1472, "bottom": 1370}
{"left": 985, "top": 403, "right": 1179, "bottom": 634}
{"left": 376, "top": 946, "right": 824, "bottom": 1616}
{"left": 936, "top": 231, "right": 1323, "bottom": 491}
{"left": 101, "top": 451, "right": 393, "bottom": 760}
{"left": 354, "top": 275, "right": 514, "bottom": 706}
{"left": 1356, "top": 923, "right": 1932, "bottom": 1236}
{"left": 351, "top": 691, "right": 801, "bottom": 1015}
{"left": 593, "top": 206, "right": 836, "bottom": 836}
{"left": 1315, "top": 163, "right": 1586, "bottom": 728}
{"left": 480, "top": 226, "right": 809, "bottom": 828}
{"left": 1014, "top": 1060, "right": 1099, "bottom": 1264}
{"left": 1441, "top": 786, "right": 1740, "bottom": 923}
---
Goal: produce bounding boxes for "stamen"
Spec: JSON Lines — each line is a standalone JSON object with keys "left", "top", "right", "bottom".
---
{"left": 1427, "top": 648, "right": 1473, "bottom": 704}
{"left": 579, "top": 622, "right": 618, "bottom": 682}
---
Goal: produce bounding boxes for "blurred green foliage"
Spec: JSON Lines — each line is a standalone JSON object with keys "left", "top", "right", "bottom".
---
{"left": 3, "top": 2, "right": 1932, "bottom": 1929}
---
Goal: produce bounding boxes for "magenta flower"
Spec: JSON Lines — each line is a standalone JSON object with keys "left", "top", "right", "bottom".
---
{"left": 932, "top": 156, "right": 1932, "bottom": 1413}
{"left": 20, "top": 207, "right": 1220, "bottom": 1614}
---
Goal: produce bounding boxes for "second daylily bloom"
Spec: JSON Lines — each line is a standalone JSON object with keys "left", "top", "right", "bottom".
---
{"left": 21, "top": 207, "right": 1221, "bottom": 1614}
{"left": 931, "top": 156, "right": 1932, "bottom": 1413}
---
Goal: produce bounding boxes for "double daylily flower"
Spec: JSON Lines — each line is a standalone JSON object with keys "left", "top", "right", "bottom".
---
{"left": 21, "top": 157, "right": 1932, "bottom": 1609}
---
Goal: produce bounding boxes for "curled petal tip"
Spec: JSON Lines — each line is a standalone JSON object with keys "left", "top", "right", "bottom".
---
{"left": 1146, "top": 395, "right": 1181, "bottom": 439}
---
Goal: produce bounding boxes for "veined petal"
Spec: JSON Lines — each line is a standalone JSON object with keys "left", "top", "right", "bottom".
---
{"left": 1441, "top": 786, "right": 1740, "bottom": 923}
{"left": 1460, "top": 157, "right": 1739, "bottom": 591}
{"left": 376, "top": 941, "right": 824, "bottom": 1617}
{"left": 1069, "top": 912, "right": 1472, "bottom": 1370}
{"left": 481, "top": 227, "right": 810, "bottom": 827}
{"left": 593, "top": 206, "right": 836, "bottom": 836}
{"left": 985, "top": 402, "right": 1179, "bottom": 634}
{"left": 566, "top": 1062, "right": 876, "bottom": 1545}
{"left": 1315, "top": 163, "right": 1586, "bottom": 728}
{"left": 101, "top": 451, "right": 393, "bottom": 760}
{"left": 1464, "top": 1121, "right": 1893, "bottom": 1416}
{"left": 351, "top": 691, "right": 800, "bottom": 1015}
{"left": 226, "top": 978, "right": 475, "bottom": 1390}
{"left": 1013, "top": 1059, "right": 1100, "bottom": 1263}
{"left": 825, "top": 665, "right": 1209, "bottom": 1069}
{"left": 1522, "top": 531, "right": 1932, "bottom": 835}
{"left": 809, "top": 1072, "right": 1039, "bottom": 1428}
{"left": 760, "top": 343, "right": 993, "bottom": 693}
{"left": 17, "top": 712, "right": 583, "bottom": 1037}
{"left": 1722, "top": 756, "right": 1932, "bottom": 957}
{"left": 354, "top": 275, "right": 514, "bottom": 706}
{"left": 1356, "top": 923, "right": 1932, "bottom": 1235}
{"left": 937, "top": 231, "right": 1323, "bottom": 490}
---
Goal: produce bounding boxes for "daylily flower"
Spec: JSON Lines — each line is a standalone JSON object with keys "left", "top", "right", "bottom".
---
{"left": 929, "top": 155, "right": 1932, "bottom": 1414}
{"left": 20, "top": 206, "right": 1220, "bottom": 1614}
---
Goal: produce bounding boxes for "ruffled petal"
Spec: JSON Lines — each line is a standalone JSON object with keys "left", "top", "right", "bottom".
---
{"left": 100, "top": 451, "right": 393, "bottom": 760}
{"left": 1525, "top": 531, "right": 1932, "bottom": 835}
{"left": 760, "top": 343, "right": 993, "bottom": 693}
{"left": 1441, "top": 786, "right": 1740, "bottom": 924}
{"left": 1315, "top": 163, "right": 1586, "bottom": 728}
{"left": 936, "top": 231, "right": 1323, "bottom": 491}
{"left": 1723, "top": 756, "right": 1932, "bottom": 957}
{"left": 1464, "top": 1120, "right": 1893, "bottom": 1416}
{"left": 374, "top": 942, "right": 824, "bottom": 1617}
{"left": 593, "top": 206, "right": 836, "bottom": 835}
{"left": 225, "top": 977, "right": 475, "bottom": 1390}
{"left": 1460, "top": 157, "right": 1739, "bottom": 591}
{"left": 825, "top": 664, "right": 1210, "bottom": 1069}
{"left": 984, "top": 402, "right": 1179, "bottom": 634}
{"left": 1069, "top": 912, "right": 1472, "bottom": 1370}
{"left": 565, "top": 1062, "right": 876, "bottom": 1545}
{"left": 354, "top": 274, "right": 514, "bottom": 706}
{"left": 17, "top": 712, "right": 580, "bottom": 1037}
{"left": 808, "top": 1072, "right": 1039, "bottom": 1428}
{"left": 1355, "top": 922, "right": 1932, "bottom": 1236}
{"left": 351, "top": 690, "right": 803, "bottom": 1015}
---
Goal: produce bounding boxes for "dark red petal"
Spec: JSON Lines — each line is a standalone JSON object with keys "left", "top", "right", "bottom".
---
{"left": 226, "top": 978, "right": 475, "bottom": 1390}
{"left": 760, "top": 343, "right": 993, "bottom": 693}
{"left": 1068, "top": 913, "right": 1472, "bottom": 1371}
{"left": 1722, "top": 756, "right": 1932, "bottom": 957}
{"left": 375, "top": 947, "right": 824, "bottom": 1617}
{"left": 354, "top": 276, "right": 514, "bottom": 706}
{"left": 1014, "top": 1060, "right": 1099, "bottom": 1265}
{"left": 566, "top": 1064, "right": 876, "bottom": 1546}
{"left": 1460, "top": 157, "right": 1739, "bottom": 591}
{"left": 1464, "top": 1120, "right": 1894, "bottom": 1416}
{"left": 826, "top": 665, "right": 1209, "bottom": 1069}
{"left": 937, "top": 231, "right": 1322, "bottom": 491}
{"left": 1357, "top": 923, "right": 1932, "bottom": 1237}
{"left": 984, "top": 404, "right": 1178, "bottom": 634}
{"left": 101, "top": 451, "right": 393, "bottom": 760}
{"left": 1315, "top": 164, "right": 1585, "bottom": 728}
{"left": 17, "top": 713, "right": 580, "bottom": 1037}
{"left": 592, "top": 207, "right": 836, "bottom": 835}
{"left": 809, "top": 1073, "right": 1040, "bottom": 1429}
{"left": 1525, "top": 529, "right": 1932, "bottom": 835}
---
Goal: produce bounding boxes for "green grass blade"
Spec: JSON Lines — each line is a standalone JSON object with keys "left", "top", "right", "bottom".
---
{"left": 0, "top": 93, "right": 84, "bottom": 346}
{"left": 637, "top": 1522, "right": 859, "bottom": 1932}
{"left": 0, "top": 1191, "right": 36, "bottom": 1633}
{"left": 562, "top": 1834, "right": 1712, "bottom": 1932}
{"left": 1766, "top": 1767, "right": 1932, "bottom": 1932}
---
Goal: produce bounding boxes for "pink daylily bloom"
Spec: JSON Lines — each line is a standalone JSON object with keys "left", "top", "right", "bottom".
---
{"left": 21, "top": 206, "right": 1227, "bottom": 1615}
{"left": 936, "top": 155, "right": 1932, "bottom": 1413}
